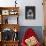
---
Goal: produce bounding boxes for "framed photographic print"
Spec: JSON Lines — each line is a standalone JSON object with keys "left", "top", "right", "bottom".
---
{"left": 25, "top": 6, "right": 35, "bottom": 19}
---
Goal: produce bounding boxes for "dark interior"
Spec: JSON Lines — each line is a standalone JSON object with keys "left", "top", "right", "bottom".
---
{"left": 1, "top": 28, "right": 18, "bottom": 41}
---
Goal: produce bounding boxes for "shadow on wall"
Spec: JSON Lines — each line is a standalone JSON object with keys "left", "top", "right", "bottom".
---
{"left": 18, "top": 26, "right": 44, "bottom": 44}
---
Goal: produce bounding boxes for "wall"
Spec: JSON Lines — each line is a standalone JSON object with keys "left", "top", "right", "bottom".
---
{"left": 0, "top": 0, "right": 44, "bottom": 26}
{"left": 18, "top": 0, "right": 44, "bottom": 26}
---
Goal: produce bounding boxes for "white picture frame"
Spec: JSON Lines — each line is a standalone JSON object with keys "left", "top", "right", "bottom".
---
{"left": 2, "top": 10, "right": 9, "bottom": 15}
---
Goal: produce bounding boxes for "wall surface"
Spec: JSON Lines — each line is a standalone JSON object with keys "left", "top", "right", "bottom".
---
{"left": 0, "top": 0, "right": 44, "bottom": 26}
{"left": 18, "top": 0, "right": 44, "bottom": 26}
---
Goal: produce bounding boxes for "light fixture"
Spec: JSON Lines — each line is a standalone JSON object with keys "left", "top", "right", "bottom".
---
{"left": 15, "top": 0, "right": 17, "bottom": 7}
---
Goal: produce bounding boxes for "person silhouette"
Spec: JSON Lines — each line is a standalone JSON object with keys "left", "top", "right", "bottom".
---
{"left": 27, "top": 9, "right": 34, "bottom": 19}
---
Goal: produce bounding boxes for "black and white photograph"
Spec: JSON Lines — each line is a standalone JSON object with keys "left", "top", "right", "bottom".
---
{"left": 25, "top": 6, "right": 35, "bottom": 19}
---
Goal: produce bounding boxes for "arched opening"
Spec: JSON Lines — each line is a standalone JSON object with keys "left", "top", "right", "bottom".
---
{"left": 1, "top": 28, "right": 18, "bottom": 41}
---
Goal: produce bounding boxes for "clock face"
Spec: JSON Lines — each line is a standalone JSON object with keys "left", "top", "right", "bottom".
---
{"left": 2, "top": 10, "right": 9, "bottom": 15}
